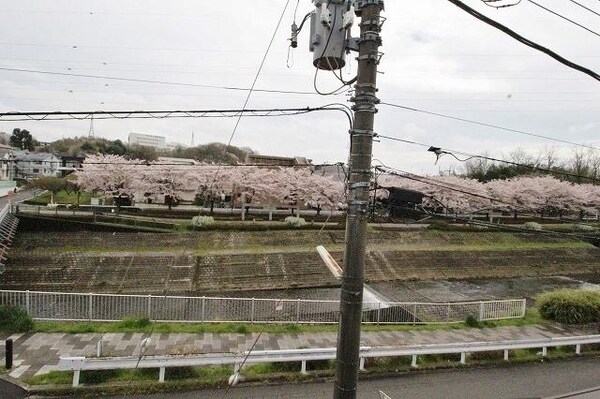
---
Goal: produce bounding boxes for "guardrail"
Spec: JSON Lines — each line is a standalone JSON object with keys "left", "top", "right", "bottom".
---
{"left": 0, "top": 290, "right": 526, "bottom": 325}
{"left": 58, "top": 334, "right": 600, "bottom": 387}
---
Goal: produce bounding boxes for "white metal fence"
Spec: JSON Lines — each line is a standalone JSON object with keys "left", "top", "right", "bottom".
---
{"left": 0, "top": 290, "right": 526, "bottom": 324}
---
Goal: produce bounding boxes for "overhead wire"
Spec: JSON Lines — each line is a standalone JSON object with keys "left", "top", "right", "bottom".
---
{"left": 568, "top": 0, "right": 600, "bottom": 17}
{"left": 379, "top": 102, "right": 600, "bottom": 152}
{"left": 375, "top": 134, "right": 600, "bottom": 182}
{"left": 376, "top": 165, "right": 600, "bottom": 239}
{"left": 445, "top": 0, "right": 600, "bottom": 82}
{"left": 0, "top": 106, "right": 353, "bottom": 123}
{"left": 525, "top": 0, "right": 600, "bottom": 37}
{"left": 0, "top": 67, "right": 322, "bottom": 96}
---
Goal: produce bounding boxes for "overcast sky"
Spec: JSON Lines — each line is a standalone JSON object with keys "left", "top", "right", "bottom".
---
{"left": 0, "top": 0, "right": 598, "bottom": 174}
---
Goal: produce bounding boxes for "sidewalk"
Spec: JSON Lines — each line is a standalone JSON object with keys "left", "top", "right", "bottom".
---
{"left": 1, "top": 324, "right": 596, "bottom": 380}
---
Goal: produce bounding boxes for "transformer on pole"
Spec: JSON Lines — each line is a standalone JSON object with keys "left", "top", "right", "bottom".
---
{"left": 295, "top": 1, "right": 385, "bottom": 397}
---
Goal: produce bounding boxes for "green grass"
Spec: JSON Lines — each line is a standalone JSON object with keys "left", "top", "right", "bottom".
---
{"left": 33, "top": 309, "right": 544, "bottom": 335}
{"left": 27, "top": 190, "right": 92, "bottom": 205}
{"left": 25, "top": 366, "right": 233, "bottom": 386}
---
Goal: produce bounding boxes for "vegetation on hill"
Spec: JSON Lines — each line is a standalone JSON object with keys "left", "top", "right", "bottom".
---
{"left": 47, "top": 136, "right": 253, "bottom": 164}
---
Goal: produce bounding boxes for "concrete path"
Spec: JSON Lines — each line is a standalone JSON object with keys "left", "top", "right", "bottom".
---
{"left": 0, "top": 324, "right": 596, "bottom": 380}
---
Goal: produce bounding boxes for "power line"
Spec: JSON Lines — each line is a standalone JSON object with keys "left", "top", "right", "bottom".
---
{"left": 525, "top": 0, "right": 600, "bottom": 37}
{"left": 376, "top": 164, "right": 520, "bottom": 209}
{"left": 0, "top": 67, "right": 320, "bottom": 96}
{"left": 568, "top": 0, "right": 600, "bottom": 18}
{"left": 0, "top": 106, "right": 353, "bottom": 124}
{"left": 446, "top": 0, "right": 600, "bottom": 82}
{"left": 375, "top": 134, "right": 599, "bottom": 182}
{"left": 379, "top": 102, "right": 600, "bottom": 152}
{"left": 376, "top": 166, "right": 600, "bottom": 235}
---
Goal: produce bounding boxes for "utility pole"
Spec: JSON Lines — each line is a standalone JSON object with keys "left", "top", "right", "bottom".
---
{"left": 297, "top": 1, "right": 384, "bottom": 396}
{"left": 335, "top": 1, "right": 384, "bottom": 398}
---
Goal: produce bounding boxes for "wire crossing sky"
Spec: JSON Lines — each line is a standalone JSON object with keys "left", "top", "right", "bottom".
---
{"left": 0, "top": 0, "right": 597, "bottom": 174}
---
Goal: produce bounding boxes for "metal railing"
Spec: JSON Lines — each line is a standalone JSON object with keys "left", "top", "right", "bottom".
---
{"left": 0, "top": 290, "right": 526, "bottom": 325}
{"left": 58, "top": 334, "right": 600, "bottom": 387}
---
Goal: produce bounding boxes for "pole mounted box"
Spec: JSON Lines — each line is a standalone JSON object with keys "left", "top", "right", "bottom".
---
{"left": 310, "top": 0, "right": 351, "bottom": 70}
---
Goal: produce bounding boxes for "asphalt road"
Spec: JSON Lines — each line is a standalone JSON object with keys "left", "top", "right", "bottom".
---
{"left": 104, "top": 357, "right": 600, "bottom": 399}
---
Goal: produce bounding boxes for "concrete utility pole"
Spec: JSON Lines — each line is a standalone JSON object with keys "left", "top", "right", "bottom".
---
{"left": 334, "top": 1, "right": 384, "bottom": 398}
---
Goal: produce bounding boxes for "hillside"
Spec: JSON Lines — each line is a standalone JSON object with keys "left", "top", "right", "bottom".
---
{"left": 2, "top": 229, "right": 598, "bottom": 295}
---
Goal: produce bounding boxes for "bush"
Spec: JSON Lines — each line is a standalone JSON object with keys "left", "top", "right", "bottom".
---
{"left": 524, "top": 222, "right": 543, "bottom": 231}
{"left": 284, "top": 216, "right": 306, "bottom": 227}
{"left": 465, "top": 314, "right": 482, "bottom": 328}
{"left": 0, "top": 305, "right": 34, "bottom": 333}
{"left": 191, "top": 216, "right": 215, "bottom": 228}
{"left": 536, "top": 289, "right": 600, "bottom": 325}
{"left": 571, "top": 224, "right": 597, "bottom": 232}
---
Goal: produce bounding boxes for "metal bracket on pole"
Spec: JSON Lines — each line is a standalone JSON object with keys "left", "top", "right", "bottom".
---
{"left": 356, "top": 51, "right": 384, "bottom": 64}
{"left": 350, "top": 182, "right": 370, "bottom": 189}
{"left": 355, "top": 0, "right": 385, "bottom": 14}
{"left": 349, "top": 129, "right": 376, "bottom": 138}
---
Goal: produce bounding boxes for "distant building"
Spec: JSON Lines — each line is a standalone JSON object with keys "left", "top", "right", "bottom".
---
{"left": 246, "top": 154, "right": 312, "bottom": 167}
{"left": 58, "top": 155, "right": 86, "bottom": 176}
{"left": 0, "top": 145, "right": 16, "bottom": 180}
{"left": 128, "top": 133, "right": 167, "bottom": 149}
{"left": 157, "top": 157, "right": 197, "bottom": 165}
{"left": 14, "top": 151, "right": 60, "bottom": 179}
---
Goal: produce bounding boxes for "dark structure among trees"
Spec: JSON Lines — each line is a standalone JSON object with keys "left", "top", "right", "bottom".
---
{"left": 387, "top": 187, "right": 425, "bottom": 219}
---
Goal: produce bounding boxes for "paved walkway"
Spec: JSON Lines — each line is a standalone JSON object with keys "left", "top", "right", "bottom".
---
{"left": 0, "top": 324, "right": 596, "bottom": 380}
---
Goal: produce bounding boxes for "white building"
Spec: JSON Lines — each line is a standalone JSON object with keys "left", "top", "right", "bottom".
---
{"left": 14, "top": 151, "right": 60, "bottom": 179}
{"left": 128, "top": 133, "right": 167, "bottom": 149}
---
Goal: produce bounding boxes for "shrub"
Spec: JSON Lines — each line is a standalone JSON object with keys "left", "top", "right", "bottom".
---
{"left": 524, "top": 222, "right": 543, "bottom": 231}
{"left": 571, "top": 224, "right": 597, "bottom": 232}
{"left": 536, "top": 289, "right": 600, "bottom": 325}
{"left": 284, "top": 216, "right": 306, "bottom": 227}
{"left": 464, "top": 314, "right": 482, "bottom": 328}
{"left": 191, "top": 216, "right": 215, "bottom": 228}
{"left": 0, "top": 305, "right": 34, "bottom": 333}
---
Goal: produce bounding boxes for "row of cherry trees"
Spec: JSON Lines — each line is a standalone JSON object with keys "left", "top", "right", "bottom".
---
{"left": 377, "top": 173, "right": 600, "bottom": 214}
{"left": 76, "top": 155, "right": 345, "bottom": 208}
{"left": 76, "top": 155, "right": 600, "bottom": 214}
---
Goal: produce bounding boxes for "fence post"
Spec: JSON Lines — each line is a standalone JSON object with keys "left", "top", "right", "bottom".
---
{"left": 251, "top": 298, "right": 255, "bottom": 324}
{"left": 521, "top": 299, "right": 527, "bottom": 317}
{"left": 88, "top": 293, "right": 93, "bottom": 321}
{"left": 413, "top": 303, "right": 417, "bottom": 324}
{"left": 147, "top": 295, "right": 152, "bottom": 320}
{"left": 478, "top": 301, "right": 485, "bottom": 321}
{"left": 446, "top": 303, "right": 451, "bottom": 322}
{"left": 296, "top": 299, "right": 301, "bottom": 324}
{"left": 201, "top": 296, "right": 206, "bottom": 323}
{"left": 376, "top": 302, "right": 381, "bottom": 325}
{"left": 25, "top": 290, "right": 30, "bottom": 314}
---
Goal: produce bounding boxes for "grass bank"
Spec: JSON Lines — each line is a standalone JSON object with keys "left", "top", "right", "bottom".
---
{"left": 32, "top": 309, "right": 545, "bottom": 335}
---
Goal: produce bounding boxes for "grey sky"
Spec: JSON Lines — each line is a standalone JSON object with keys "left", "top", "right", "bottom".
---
{"left": 0, "top": 0, "right": 598, "bottom": 174}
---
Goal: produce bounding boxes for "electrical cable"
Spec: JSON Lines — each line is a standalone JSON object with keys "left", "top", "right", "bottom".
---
{"left": 0, "top": 106, "right": 353, "bottom": 122}
{"left": 525, "top": 0, "right": 600, "bottom": 37}
{"left": 375, "top": 134, "right": 600, "bottom": 182}
{"left": 0, "top": 67, "right": 323, "bottom": 96}
{"left": 376, "top": 166, "right": 600, "bottom": 234}
{"left": 379, "top": 102, "right": 600, "bottom": 152}
{"left": 482, "top": 0, "right": 523, "bottom": 8}
{"left": 568, "top": 0, "right": 600, "bottom": 18}
{"left": 445, "top": 0, "right": 600, "bottom": 82}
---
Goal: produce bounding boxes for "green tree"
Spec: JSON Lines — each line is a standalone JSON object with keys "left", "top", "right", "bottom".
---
{"left": 30, "top": 176, "right": 68, "bottom": 204}
{"left": 10, "top": 128, "right": 36, "bottom": 151}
